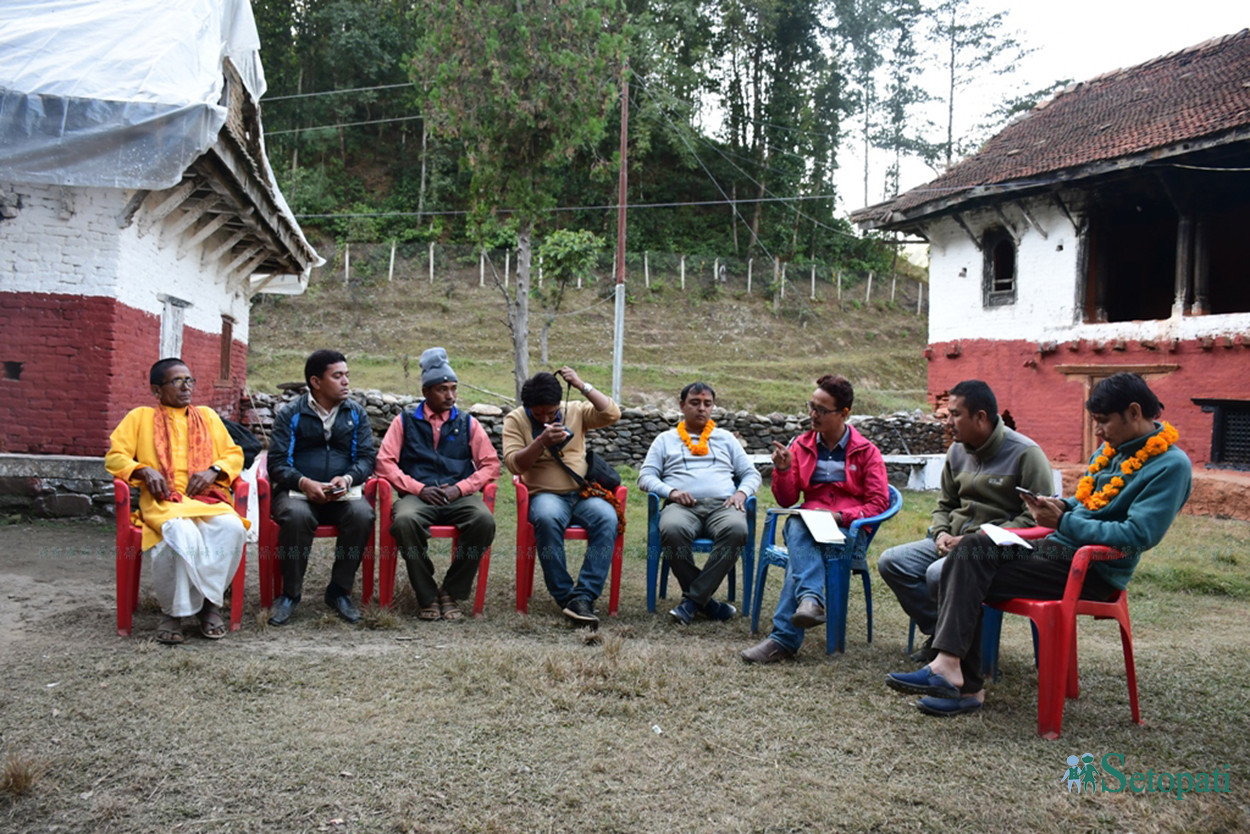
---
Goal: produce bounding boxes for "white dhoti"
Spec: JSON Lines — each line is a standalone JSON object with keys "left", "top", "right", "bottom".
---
{"left": 148, "top": 514, "right": 247, "bottom": 617}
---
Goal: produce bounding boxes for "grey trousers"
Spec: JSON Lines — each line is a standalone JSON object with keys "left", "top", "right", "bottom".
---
{"left": 390, "top": 492, "right": 495, "bottom": 606}
{"left": 659, "top": 497, "right": 748, "bottom": 607}
{"left": 877, "top": 537, "right": 945, "bottom": 635}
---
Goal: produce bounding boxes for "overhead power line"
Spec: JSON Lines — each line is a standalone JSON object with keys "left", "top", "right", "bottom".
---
{"left": 264, "top": 82, "right": 413, "bottom": 102}
{"left": 267, "top": 114, "right": 424, "bottom": 136}
{"left": 293, "top": 193, "right": 842, "bottom": 219}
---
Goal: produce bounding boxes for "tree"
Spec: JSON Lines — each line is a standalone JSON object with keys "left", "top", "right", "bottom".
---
{"left": 410, "top": 0, "right": 625, "bottom": 400}
{"left": 927, "top": 0, "right": 1029, "bottom": 169}
{"left": 534, "top": 230, "right": 605, "bottom": 364}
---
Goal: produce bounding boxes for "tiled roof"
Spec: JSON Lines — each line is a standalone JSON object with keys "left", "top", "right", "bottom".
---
{"left": 854, "top": 29, "right": 1250, "bottom": 227}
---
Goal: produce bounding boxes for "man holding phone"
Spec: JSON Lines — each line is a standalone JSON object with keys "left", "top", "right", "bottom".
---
{"left": 267, "top": 349, "right": 377, "bottom": 625}
{"left": 877, "top": 380, "right": 1054, "bottom": 662}
{"left": 885, "top": 373, "right": 1191, "bottom": 717}
{"left": 502, "top": 366, "right": 620, "bottom": 627}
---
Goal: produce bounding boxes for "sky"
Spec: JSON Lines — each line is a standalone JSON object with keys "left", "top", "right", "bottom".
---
{"left": 838, "top": 1, "right": 1249, "bottom": 212}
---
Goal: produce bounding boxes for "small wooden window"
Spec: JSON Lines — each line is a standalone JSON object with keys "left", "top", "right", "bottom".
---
{"left": 982, "top": 227, "right": 1016, "bottom": 307}
{"left": 219, "top": 315, "right": 234, "bottom": 381}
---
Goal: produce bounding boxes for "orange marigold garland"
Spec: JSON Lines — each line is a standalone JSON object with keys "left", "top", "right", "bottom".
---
{"left": 677, "top": 420, "right": 715, "bottom": 456}
{"left": 1075, "top": 422, "right": 1178, "bottom": 511}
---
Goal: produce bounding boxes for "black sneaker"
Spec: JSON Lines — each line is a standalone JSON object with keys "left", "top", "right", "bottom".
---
{"left": 702, "top": 598, "right": 738, "bottom": 621}
{"left": 669, "top": 598, "right": 698, "bottom": 625}
{"left": 909, "top": 635, "right": 938, "bottom": 665}
{"left": 562, "top": 597, "right": 599, "bottom": 628}
{"left": 268, "top": 595, "right": 298, "bottom": 626}
{"left": 327, "top": 594, "right": 362, "bottom": 624}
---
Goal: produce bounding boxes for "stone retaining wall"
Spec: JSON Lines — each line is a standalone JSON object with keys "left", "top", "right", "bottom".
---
{"left": 243, "top": 388, "right": 948, "bottom": 470}
{"left": 0, "top": 454, "right": 114, "bottom": 521}
{"left": 0, "top": 390, "right": 947, "bottom": 521}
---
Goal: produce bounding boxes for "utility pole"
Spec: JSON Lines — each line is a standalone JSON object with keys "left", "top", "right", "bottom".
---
{"left": 611, "top": 58, "right": 629, "bottom": 403}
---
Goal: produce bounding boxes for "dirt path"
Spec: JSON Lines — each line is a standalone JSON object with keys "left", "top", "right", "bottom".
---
{"left": 0, "top": 520, "right": 118, "bottom": 653}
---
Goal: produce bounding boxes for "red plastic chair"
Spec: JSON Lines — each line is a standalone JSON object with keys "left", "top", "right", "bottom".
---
{"left": 255, "top": 466, "right": 380, "bottom": 607}
{"left": 113, "top": 477, "right": 248, "bottom": 637}
{"left": 373, "top": 479, "right": 497, "bottom": 617}
{"left": 513, "top": 476, "right": 626, "bottom": 616}
{"left": 988, "top": 542, "right": 1141, "bottom": 739}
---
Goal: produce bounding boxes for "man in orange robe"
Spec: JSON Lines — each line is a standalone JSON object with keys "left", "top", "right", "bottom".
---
{"left": 106, "top": 358, "right": 248, "bottom": 644}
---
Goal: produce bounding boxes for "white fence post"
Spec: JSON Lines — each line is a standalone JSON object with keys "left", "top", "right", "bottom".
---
{"left": 837, "top": 270, "right": 842, "bottom": 301}
{"left": 538, "top": 255, "right": 543, "bottom": 288}
{"left": 644, "top": 251, "right": 650, "bottom": 288}
{"left": 504, "top": 250, "right": 510, "bottom": 289}
{"left": 747, "top": 258, "right": 752, "bottom": 293}
{"left": 479, "top": 249, "right": 485, "bottom": 287}
{"left": 388, "top": 240, "right": 396, "bottom": 282}
{"left": 680, "top": 255, "right": 685, "bottom": 290}
{"left": 810, "top": 264, "right": 816, "bottom": 300}
{"left": 344, "top": 243, "right": 350, "bottom": 285}
{"left": 429, "top": 242, "right": 435, "bottom": 283}
{"left": 866, "top": 271, "right": 873, "bottom": 302}
{"left": 917, "top": 281, "right": 924, "bottom": 315}
{"left": 890, "top": 272, "right": 896, "bottom": 302}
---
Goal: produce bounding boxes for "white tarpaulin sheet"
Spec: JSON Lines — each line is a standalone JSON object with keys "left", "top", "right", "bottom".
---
{"left": 0, "top": 0, "right": 267, "bottom": 189}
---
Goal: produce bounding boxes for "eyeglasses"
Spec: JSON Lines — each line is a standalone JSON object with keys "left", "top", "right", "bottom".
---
{"left": 806, "top": 401, "right": 840, "bottom": 417}
{"left": 161, "top": 377, "right": 196, "bottom": 389}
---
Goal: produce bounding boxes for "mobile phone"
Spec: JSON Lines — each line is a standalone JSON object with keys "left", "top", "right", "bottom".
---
{"left": 326, "top": 483, "right": 346, "bottom": 496}
{"left": 1015, "top": 486, "right": 1041, "bottom": 499}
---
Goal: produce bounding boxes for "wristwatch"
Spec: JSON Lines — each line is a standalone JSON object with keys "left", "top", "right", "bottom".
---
{"left": 581, "top": 383, "right": 595, "bottom": 395}
{"left": 209, "top": 465, "right": 224, "bottom": 478}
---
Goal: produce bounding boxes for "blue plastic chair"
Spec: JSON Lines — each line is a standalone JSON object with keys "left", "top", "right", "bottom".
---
{"left": 646, "top": 492, "right": 756, "bottom": 616}
{"left": 751, "top": 485, "right": 903, "bottom": 654}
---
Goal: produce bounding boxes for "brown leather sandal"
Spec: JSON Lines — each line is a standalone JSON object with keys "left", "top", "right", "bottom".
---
{"left": 417, "top": 600, "right": 442, "bottom": 621}
{"left": 156, "top": 615, "right": 185, "bottom": 645}
{"left": 198, "top": 603, "right": 227, "bottom": 639}
{"left": 438, "top": 592, "right": 463, "bottom": 621}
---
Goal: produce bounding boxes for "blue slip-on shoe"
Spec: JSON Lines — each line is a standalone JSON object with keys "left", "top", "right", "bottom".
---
{"left": 702, "top": 599, "right": 737, "bottom": 621}
{"left": 669, "top": 598, "right": 698, "bottom": 625}
{"left": 885, "top": 666, "right": 960, "bottom": 699}
{"left": 916, "top": 695, "right": 983, "bottom": 717}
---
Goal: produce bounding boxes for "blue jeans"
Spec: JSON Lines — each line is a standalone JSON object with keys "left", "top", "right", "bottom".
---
{"left": 529, "top": 491, "right": 617, "bottom": 606}
{"left": 769, "top": 516, "right": 844, "bottom": 651}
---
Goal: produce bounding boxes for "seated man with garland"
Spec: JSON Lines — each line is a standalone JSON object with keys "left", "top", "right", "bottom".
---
{"left": 885, "top": 372, "right": 1192, "bottom": 717}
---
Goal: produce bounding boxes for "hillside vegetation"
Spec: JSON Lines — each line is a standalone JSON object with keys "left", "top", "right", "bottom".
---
{"left": 248, "top": 255, "right": 929, "bottom": 416}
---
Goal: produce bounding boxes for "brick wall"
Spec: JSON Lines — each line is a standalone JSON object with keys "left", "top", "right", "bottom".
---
{"left": 0, "top": 293, "right": 244, "bottom": 455}
{"left": 926, "top": 337, "right": 1249, "bottom": 467}
{"left": 2, "top": 180, "right": 255, "bottom": 455}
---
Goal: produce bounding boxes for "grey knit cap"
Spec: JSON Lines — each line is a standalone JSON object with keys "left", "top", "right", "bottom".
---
{"left": 420, "top": 347, "right": 457, "bottom": 388}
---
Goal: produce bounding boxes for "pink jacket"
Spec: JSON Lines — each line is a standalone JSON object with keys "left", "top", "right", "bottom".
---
{"left": 771, "top": 425, "right": 890, "bottom": 524}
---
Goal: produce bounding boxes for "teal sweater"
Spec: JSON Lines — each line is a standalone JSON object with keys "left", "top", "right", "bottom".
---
{"left": 1052, "top": 425, "right": 1192, "bottom": 590}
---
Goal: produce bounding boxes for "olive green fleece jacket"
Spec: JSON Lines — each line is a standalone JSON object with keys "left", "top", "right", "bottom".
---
{"left": 928, "top": 418, "right": 1054, "bottom": 540}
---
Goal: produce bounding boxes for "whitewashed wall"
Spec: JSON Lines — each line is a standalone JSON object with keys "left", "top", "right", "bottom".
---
{"left": 926, "top": 197, "right": 1250, "bottom": 344}
{"left": 1, "top": 181, "right": 250, "bottom": 342}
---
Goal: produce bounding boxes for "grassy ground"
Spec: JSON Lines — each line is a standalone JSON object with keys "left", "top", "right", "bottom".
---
{"left": 247, "top": 266, "right": 929, "bottom": 415}
{"left": 2, "top": 482, "right": 1248, "bottom": 832}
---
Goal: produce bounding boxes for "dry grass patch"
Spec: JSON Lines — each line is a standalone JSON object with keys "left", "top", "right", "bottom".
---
{"left": 1, "top": 752, "right": 43, "bottom": 799}
{"left": 0, "top": 509, "right": 1247, "bottom": 832}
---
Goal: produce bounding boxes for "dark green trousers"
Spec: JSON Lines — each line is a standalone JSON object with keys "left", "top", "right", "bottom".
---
{"left": 389, "top": 491, "right": 495, "bottom": 606}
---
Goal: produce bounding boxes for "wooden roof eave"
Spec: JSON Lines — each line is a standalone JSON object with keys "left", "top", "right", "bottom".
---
{"left": 856, "top": 123, "right": 1250, "bottom": 234}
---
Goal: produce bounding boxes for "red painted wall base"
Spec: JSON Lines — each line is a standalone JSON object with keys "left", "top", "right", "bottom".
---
{"left": 926, "top": 337, "right": 1249, "bottom": 469}
{"left": 0, "top": 293, "right": 246, "bottom": 456}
